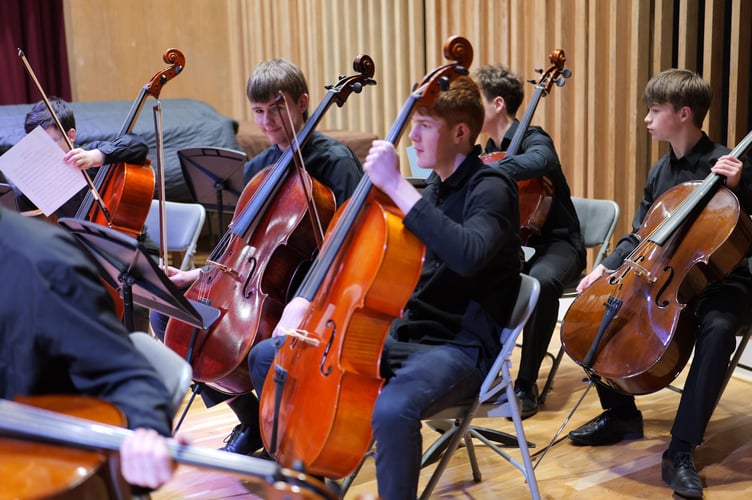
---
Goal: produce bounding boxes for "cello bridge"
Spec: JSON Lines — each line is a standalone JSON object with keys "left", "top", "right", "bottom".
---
{"left": 205, "top": 259, "right": 242, "bottom": 280}
{"left": 623, "top": 258, "right": 658, "bottom": 283}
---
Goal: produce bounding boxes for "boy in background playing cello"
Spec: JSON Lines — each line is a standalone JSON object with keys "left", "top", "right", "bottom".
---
{"left": 475, "top": 64, "right": 585, "bottom": 418}
{"left": 567, "top": 68, "right": 752, "bottom": 498}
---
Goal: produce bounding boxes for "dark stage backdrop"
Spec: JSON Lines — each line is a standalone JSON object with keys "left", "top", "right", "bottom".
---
{"left": 0, "top": 0, "right": 71, "bottom": 105}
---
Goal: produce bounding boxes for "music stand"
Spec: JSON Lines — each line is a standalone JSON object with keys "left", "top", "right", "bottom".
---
{"left": 0, "top": 183, "right": 20, "bottom": 212}
{"left": 57, "top": 218, "right": 219, "bottom": 333}
{"left": 178, "top": 147, "right": 247, "bottom": 235}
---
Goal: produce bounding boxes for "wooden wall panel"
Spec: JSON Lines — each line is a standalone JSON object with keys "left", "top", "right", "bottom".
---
{"left": 62, "top": 0, "right": 751, "bottom": 241}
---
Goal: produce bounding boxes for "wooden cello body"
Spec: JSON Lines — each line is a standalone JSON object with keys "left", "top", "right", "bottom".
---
{"left": 164, "top": 56, "right": 376, "bottom": 395}
{"left": 76, "top": 48, "right": 185, "bottom": 238}
{"left": 258, "top": 36, "right": 473, "bottom": 479}
{"left": 560, "top": 132, "right": 752, "bottom": 395}
{"left": 0, "top": 396, "right": 338, "bottom": 500}
{"left": 482, "top": 49, "right": 570, "bottom": 244}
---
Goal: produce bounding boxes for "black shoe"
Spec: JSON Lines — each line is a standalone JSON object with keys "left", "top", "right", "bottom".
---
{"left": 567, "top": 409, "right": 643, "bottom": 446}
{"left": 662, "top": 450, "right": 703, "bottom": 498}
{"left": 220, "top": 423, "right": 263, "bottom": 455}
{"left": 514, "top": 384, "right": 539, "bottom": 420}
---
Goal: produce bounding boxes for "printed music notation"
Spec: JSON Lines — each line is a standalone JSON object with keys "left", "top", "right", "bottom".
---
{"left": 0, "top": 126, "right": 85, "bottom": 216}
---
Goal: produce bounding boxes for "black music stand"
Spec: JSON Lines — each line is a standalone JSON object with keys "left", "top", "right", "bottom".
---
{"left": 178, "top": 147, "right": 247, "bottom": 238}
{"left": 57, "top": 218, "right": 219, "bottom": 333}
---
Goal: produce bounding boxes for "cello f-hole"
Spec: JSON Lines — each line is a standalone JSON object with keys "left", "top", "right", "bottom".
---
{"left": 319, "top": 320, "right": 336, "bottom": 377}
{"left": 654, "top": 266, "right": 674, "bottom": 308}
{"left": 242, "top": 257, "right": 258, "bottom": 298}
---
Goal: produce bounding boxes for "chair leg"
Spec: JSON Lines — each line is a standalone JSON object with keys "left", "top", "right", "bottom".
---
{"left": 539, "top": 346, "right": 564, "bottom": 404}
{"left": 463, "top": 431, "right": 481, "bottom": 482}
{"left": 419, "top": 403, "right": 480, "bottom": 500}
{"left": 421, "top": 419, "right": 461, "bottom": 467}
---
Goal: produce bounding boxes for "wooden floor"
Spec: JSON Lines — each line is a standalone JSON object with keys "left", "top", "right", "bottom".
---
{"left": 150, "top": 330, "right": 752, "bottom": 500}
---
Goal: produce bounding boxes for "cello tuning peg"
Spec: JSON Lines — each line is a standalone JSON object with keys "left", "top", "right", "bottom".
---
{"left": 562, "top": 69, "right": 572, "bottom": 78}
{"left": 351, "top": 82, "right": 363, "bottom": 93}
{"left": 534, "top": 67, "right": 543, "bottom": 74}
{"left": 324, "top": 84, "right": 334, "bottom": 90}
{"left": 527, "top": 79, "right": 537, "bottom": 84}
{"left": 338, "top": 74, "right": 346, "bottom": 80}
{"left": 456, "top": 65, "right": 469, "bottom": 76}
{"left": 438, "top": 76, "right": 450, "bottom": 91}
{"left": 555, "top": 76, "right": 569, "bottom": 87}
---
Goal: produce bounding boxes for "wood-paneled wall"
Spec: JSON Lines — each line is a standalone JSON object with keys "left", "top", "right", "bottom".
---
{"left": 63, "top": 0, "right": 751, "bottom": 250}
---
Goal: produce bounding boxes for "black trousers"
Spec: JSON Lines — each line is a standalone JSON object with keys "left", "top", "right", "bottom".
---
{"left": 518, "top": 238, "right": 584, "bottom": 386}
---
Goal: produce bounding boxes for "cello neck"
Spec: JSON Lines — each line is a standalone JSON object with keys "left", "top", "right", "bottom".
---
{"left": 505, "top": 84, "right": 546, "bottom": 157}
{"left": 0, "top": 398, "right": 334, "bottom": 497}
{"left": 294, "top": 93, "right": 422, "bottom": 301}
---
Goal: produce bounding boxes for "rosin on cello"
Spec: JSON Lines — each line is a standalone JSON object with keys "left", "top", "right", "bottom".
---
{"left": 560, "top": 129, "right": 752, "bottom": 395}
{"left": 257, "top": 36, "right": 474, "bottom": 480}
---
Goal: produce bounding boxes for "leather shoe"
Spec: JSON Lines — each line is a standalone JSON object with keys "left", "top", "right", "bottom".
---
{"left": 567, "top": 409, "right": 643, "bottom": 446}
{"left": 662, "top": 450, "right": 703, "bottom": 498}
{"left": 220, "top": 423, "right": 263, "bottom": 455}
{"left": 514, "top": 384, "right": 539, "bottom": 420}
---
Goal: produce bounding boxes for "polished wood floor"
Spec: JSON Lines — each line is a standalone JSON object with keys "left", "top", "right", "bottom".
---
{"left": 150, "top": 331, "right": 752, "bottom": 500}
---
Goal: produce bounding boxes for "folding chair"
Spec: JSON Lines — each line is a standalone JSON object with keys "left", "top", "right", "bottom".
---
{"left": 144, "top": 199, "right": 206, "bottom": 270}
{"left": 538, "top": 197, "right": 620, "bottom": 404}
{"left": 129, "top": 331, "right": 193, "bottom": 427}
{"left": 419, "top": 274, "right": 542, "bottom": 500}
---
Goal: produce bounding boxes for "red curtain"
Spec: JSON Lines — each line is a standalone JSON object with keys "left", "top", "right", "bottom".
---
{"left": 0, "top": 0, "right": 71, "bottom": 105}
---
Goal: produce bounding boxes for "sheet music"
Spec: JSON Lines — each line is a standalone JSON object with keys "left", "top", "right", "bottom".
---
{"left": 0, "top": 126, "right": 86, "bottom": 216}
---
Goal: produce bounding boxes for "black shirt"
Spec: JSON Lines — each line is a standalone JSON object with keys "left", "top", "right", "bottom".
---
{"left": 242, "top": 130, "right": 363, "bottom": 207}
{"left": 0, "top": 207, "right": 173, "bottom": 435}
{"left": 486, "top": 121, "right": 585, "bottom": 261}
{"left": 603, "top": 132, "right": 752, "bottom": 271}
{"left": 391, "top": 146, "right": 522, "bottom": 373}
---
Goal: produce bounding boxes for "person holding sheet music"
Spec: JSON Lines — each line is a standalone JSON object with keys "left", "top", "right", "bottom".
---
{"left": 9, "top": 97, "right": 149, "bottom": 218}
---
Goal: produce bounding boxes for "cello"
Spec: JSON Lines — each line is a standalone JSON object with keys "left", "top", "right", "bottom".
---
{"left": 74, "top": 48, "right": 185, "bottom": 239}
{"left": 481, "top": 49, "right": 570, "bottom": 244}
{"left": 258, "top": 36, "right": 473, "bottom": 479}
{"left": 164, "top": 56, "right": 377, "bottom": 395}
{"left": 560, "top": 130, "right": 752, "bottom": 395}
{"left": 0, "top": 396, "right": 337, "bottom": 500}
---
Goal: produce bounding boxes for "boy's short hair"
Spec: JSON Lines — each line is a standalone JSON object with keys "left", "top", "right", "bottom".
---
{"left": 474, "top": 64, "right": 525, "bottom": 116}
{"left": 246, "top": 58, "right": 310, "bottom": 120}
{"left": 24, "top": 97, "right": 75, "bottom": 134}
{"left": 417, "top": 76, "right": 485, "bottom": 144}
{"left": 643, "top": 69, "right": 712, "bottom": 128}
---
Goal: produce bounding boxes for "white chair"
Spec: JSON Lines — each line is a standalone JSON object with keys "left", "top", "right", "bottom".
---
{"left": 144, "top": 199, "right": 206, "bottom": 270}
{"left": 419, "top": 274, "right": 542, "bottom": 500}
{"left": 129, "top": 331, "right": 193, "bottom": 419}
{"left": 538, "top": 196, "right": 620, "bottom": 404}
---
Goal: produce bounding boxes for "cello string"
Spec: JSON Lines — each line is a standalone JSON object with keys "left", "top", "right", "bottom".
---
{"left": 276, "top": 92, "right": 326, "bottom": 247}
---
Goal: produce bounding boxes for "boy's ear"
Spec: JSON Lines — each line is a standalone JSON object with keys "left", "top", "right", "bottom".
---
{"left": 67, "top": 128, "right": 77, "bottom": 143}
{"left": 296, "top": 93, "right": 309, "bottom": 114}
{"left": 453, "top": 122, "right": 468, "bottom": 144}
{"left": 678, "top": 105, "right": 692, "bottom": 122}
